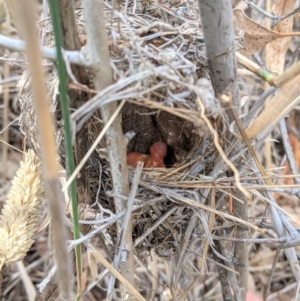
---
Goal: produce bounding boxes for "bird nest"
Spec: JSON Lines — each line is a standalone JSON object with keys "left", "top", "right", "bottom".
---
{"left": 18, "top": 0, "right": 239, "bottom": 259}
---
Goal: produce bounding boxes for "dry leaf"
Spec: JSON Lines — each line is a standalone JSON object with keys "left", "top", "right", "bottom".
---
{"left": 241, "top": 72, "right": 300, "bottom": 139}
{"left": 88, "top": 250, "right": 98, "bottom": 283}
{"left": 233, "top": 8, "right": 300, "bottom": 55}
{"left": 266, "top": 0, "right": 296, "bottom": 75}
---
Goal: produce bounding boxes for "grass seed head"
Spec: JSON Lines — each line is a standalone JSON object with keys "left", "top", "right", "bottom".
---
{"left": 0, "top": 150, "right": 43, "bottom": 270}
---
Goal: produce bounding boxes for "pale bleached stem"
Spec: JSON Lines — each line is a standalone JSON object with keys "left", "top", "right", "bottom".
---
{"left": 81, "top": 0, "right": 135, "bottom": 299}
{"left": 0, "top": 34, "right": 86, "bottom": 66}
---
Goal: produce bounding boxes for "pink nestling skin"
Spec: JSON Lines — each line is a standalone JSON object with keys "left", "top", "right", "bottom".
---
{"left": 150, "top": 142, "right": 167, "bottom": 168}
{"left": 127, "top": 152, "right": 149, "bottom": 168}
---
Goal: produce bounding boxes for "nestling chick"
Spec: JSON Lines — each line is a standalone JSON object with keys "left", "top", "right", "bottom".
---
{"left": 127, "top": 142, "right": 167, "bottom": 168}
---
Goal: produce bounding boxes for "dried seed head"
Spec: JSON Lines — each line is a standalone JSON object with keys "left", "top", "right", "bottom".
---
{"left": 0, "top": 150, "right": 43, "bottom": 270}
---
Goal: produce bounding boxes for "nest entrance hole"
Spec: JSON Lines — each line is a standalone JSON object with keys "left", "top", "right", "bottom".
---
{"left": 122, "top": 103, "right": 198, "bottom": 167}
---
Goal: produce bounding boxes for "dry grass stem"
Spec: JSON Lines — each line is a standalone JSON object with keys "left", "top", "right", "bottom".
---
{"left": 107, "top": 161, "right": 143, "bottom": 296}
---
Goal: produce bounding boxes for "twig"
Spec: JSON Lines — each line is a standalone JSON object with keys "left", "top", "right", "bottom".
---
{"left": 211, "top": 235, "right": 287, "bottom": 244}
{"left": 272, "top": 6, "right": 300, "bottom": 26}
{"left": 0, "top": 34, "right": 86, "bottom": 65}
{"left": 263, "top": 249, "right": 281, "bottom": 301}
{"left": 107, "top": 162, "right": 143, "bottom": 298}
{"left": 37, "top": 265, "right": 57, "bottom": 293}
{"left": 213, "top": 241, "right": 233, "bottom": 301}
{"left": 172, "top": 213, "right": 198, "bottom": 291}
{"left": 243, "top": 0, "right": 275, "bottom": 19}
{"left": 198, "top": 0, "right": 236, "bottom": 95}
{"left": 279, "top": 238, "right": 300, "bottom": 248}
{"left": 218, "top": 231, "right": 242, "bottom": 301}
{"left": 268, "top": 200, "right": 300, "bottom": 282}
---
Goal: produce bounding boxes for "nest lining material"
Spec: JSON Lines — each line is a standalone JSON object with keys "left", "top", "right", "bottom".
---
{"left": 18, "top": 0, "right": 241, "bottom": 255}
